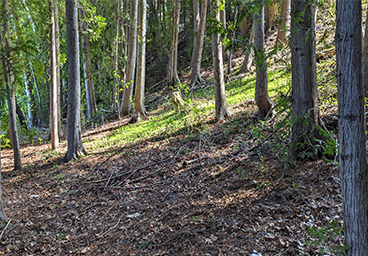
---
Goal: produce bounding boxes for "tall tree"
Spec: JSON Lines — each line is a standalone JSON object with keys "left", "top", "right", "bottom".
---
{"left": 63, "top": 0, "right": 86, "bottom": 161}
{"left": 191, "top": 0, "right": 207, "bottom": 86}
{"left": 130, "top": 0, "right": 147, "bottom": 123}
{"left": 336, "top": 1, "right": 368, "bottom": 255}
{"left": 239, "top": 18, "right": 255, "bottom": 74}
{"left": 167, "top": 0, "right": 181, "bottom": 86}
{"left": 80, "top": 9, "right": 97, "bottom": 120}
{"left": 288, "top": 0, "right": 319, "bottom": 162}
{"left": 113, "top": 0, "right": 121, "bottom": 113}
{"left": 276, "top": 0, "right": 291, "bottom": 45}
{"left": 254, "top": 5, "right": 273, "bottom": 120}
{"left": 1, "top": 0, "right": 22, "bottom": 170}
{"left": 0, "top": 129, "right": 8, "bottom": 223}
{"left": 211, "top": 0, "right": 228, "bottom": 121}
{"left": 120, "top": 0, "right": 138, "bottom": 116}
{"left": 50, "top": 0, "right": 59, "bottom": 150}
{"left": 54, "top": 0, "right": 62, "bottom": 137}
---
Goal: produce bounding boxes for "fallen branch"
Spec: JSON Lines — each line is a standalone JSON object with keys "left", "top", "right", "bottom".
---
{"left": 0, "top": 220, "right": 11, "bottom": 240}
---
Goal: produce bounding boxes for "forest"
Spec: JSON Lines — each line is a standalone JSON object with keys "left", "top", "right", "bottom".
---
{"left": 0, "top": 0, "right": 367, "bottom": 255}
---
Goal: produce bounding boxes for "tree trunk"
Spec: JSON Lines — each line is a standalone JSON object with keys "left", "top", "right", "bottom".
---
{"left": 15, "top": 100, "right": 28, "bottom": 131}
{"left": 254, "top": 5, "right": 273, "bottom": 120}
{"left": 167, "top": 0, "right": 181, "bottom": 87}
{"left": 191, "top": 0, "right": 200, "bottom": 69}
{"left": 0, "top": 132, "right": 8, "bottom": 223}
{"left": 113, "top": 0, "right": 121, "bottom": 113}
{"left": 276, "top": 0, "right": 291, "bottom": 46}
{"left": 2, "top": 0, "right": 22, "bottom": 170}
{"left": 363, "top": 6, "right": 368, "bottom": 99}
{"left": 239, "top": 19, "right": 255, "bottom": 74}
{"left": 265, "top": 1, "right": 278, "bottom": 31}
{"left": 289, "top": 0, "right": 319, "bottom": 161}
{"left": 23, "top": 70, "right": 33, "bottom": 128}
{"left": 120, "top": 0, "right": 138, "bottom": 116}
{"left": 211, "top": 0, "right": 228, "bottom": 121}
{"left": 50, "top": 0, "right": 59, "bottom": 150}
{"left": 64, "top": 0, "right": 86, "bottom": 162}
{"left": 130, "top": 0, "right": 147, "bottom": 123}
{"left": 336, "top": 2, "right": 368, "bottom": 255}
{"left": 55, "top": 0, "right": 63, "bottom": 137}
{"left": 190, "top": 0, "right": 207, "bottom": 86}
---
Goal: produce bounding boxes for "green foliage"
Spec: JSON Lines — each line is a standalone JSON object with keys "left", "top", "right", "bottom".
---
{"left": 306, "top": 220, "right": 348, "bottom": 256}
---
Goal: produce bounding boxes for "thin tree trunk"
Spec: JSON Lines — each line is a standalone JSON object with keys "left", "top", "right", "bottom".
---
{"left": 265, "top": 1, "right": 278, "bottom": 31}
{"left": 190, "top": 0, "right": 207, "bottom": 86}
{"left": 50, "top": 0, "right": 59, "bottom": 150}
{"left": 64, "top": 0, "right": 86, "bottom": 162}
{"left": 130, "top": 0, "right": 147, "bottom": 123}
{"left": 120, "top": 0, "right": 138, "bottom": 116}
{"left": 191, "top": 0, "right": 200, "bottom": 68}
{"left": 167, "top": 0, "right": 181, "bottom": 86}
{"left": 336, "top": 2, "right": 368, "bottom": 255}
{"left": 254, "top": 6, "right": 273, "bottom": 120}
{"left": 15, "top": 100, "right": 28, "bottom": 131}
{"left": 113, "top": 0, "right": 120, "bottom": 112}
{"left": 239, "top": 19, "right": 255, "bottom": 74}
{"left": 211, "top": 0, "right": 228, "bottom": 121}
{"left": 23, "top": 70, "right": 32, "bottom": 127}
{"left": 0, "top": 132, "right": 8, "bottom": 223}
{"left": 363, "top": 7, "right": 368, "bottom": 98}
{"left": 276, "top": 0, "right": 291, "bottom": 46}
{"left": 55, "top": 0, "right": 62, "bottom": 137}
{"left": 2, "top": 0, "right": 22, "bottom": 170}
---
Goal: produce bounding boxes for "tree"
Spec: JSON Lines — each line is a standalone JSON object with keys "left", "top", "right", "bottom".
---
{"left": 63, "top": 0, "right": 86, "bottom": 161}
{"left": 254, "top": 4, "right": 273, "bottom": 120}
{"left": 239, "top": 17, "right": 255, "bottom": 74}
{"left": 191, "top": 0, "right": 208, "bottom": 86}
{"left": 288, "top": 0, "right": 319, "bottom": 162}
{"left": 120, "top": 0, "right": 138, "bottom": 116}
{"left": 50, "top": 0, "right": 59, "bottom": 150}
{"left": 336, "top": 1, "right": 368, "bottom": 255}
{"left": 211, "top": 0, "right": 228, "bottom": 121}
{"left": 276, "top": 0, "right": 290, "bottom": 46}
{"left": 130, "top": 0, "right": 147, "bottom": 123}
{"left": 1, "top": 0, "right": 22, "bottom": 170}
{"left": 0, "top": 129, "right": 8, "bottom": 223}
{"left": 166, "top": 0, "right": 181, "bottom": 87}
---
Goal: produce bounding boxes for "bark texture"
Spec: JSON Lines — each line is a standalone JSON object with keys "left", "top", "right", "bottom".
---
{"left": 211, "top": 0, "right": 228, "bottom": 121}
{"left": 254, "top": 6, "right": 273, "bottom": 120}
{"left": 276, "top": 0, "right": 291, "bottom": 45}
{"left": 64, "top": 0, "right": 86, "bottom": 162}
{"left": 239, "top": 19, "right": 255, "bottom": 74}
{"left": 2, "top": 0, "right": 22, "bottom": 170}
{"left": 336, "top": 1, "right": 368, "bottom": 255}
{"left": 190, "top": 0, "right": 207, "bottom": 86}
{"left": 0, "top": 135, "right": 8, "bottom": 223}
{"left": 50, "top": 0, "right": 59, "bottom": 150}
{"left": 289, "top": 0, "right": 319, "bottom": 161}
{"left": 131, "top": 0, "right": 147, "bottom": 123}
{"left": 120, "top": 0, "right": 138, "bottom": 116}
{"left": 167, "top": 0, "right": 181, "bottom": 87}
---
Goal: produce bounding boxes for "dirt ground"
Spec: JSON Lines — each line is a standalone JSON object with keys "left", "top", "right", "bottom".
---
{"left": 0, "top": 109, "right": 343, "bottom": 255}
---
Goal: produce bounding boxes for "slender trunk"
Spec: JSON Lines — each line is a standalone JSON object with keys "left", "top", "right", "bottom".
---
{"left": 50, "top": 0, "right": 59, "bottom": 150}
{"left": 120, "top": 0, "right": 138, "bottom": 116}
{"left": 190, "top": 0, "right": 207, "bottom": 86}
{"left": 15, "top": 100, "right": 28, "bottom": 131}
{"left": 64, "top": 0, "right": 86, "bottom": 161}
{"left": 276, "top": 0, "right": 291, "bottom": 46}
{"left": 113, "top": 0, "right": 120, "bottom": 112}
{"left": 167, "top": 0, "right": 181, "bottom": 86}
{"left": 0, "top": 131, "right": 8, "bottom": 223}
{"left": 55, "top": 0, "right": 62, "bottom": 137}
{"left": 23, "top": 70, "right": 33, "bottom": 127}
{"left": 254, "top": 6, "right": 273, "bottom": 120}
{"left": 2, "top": 0, "right": 22, "bottom": 170}
{"left": 131, "top": 0, "right": 147, "bottom": 123}
{"left": 265, "top": 1, "right": 278, "bottom": 31}
{"left": 363, "top": 7, "right": 368, "bottom": 98}
{"left": 211, "top": 0, "right": 228, "bottom": 121}
{"left": 336, "top": 2, "right": 368, "bottom": 255}
{"left": 191, "top": 0, "right": 200, "bottom": 69}
{"left": 239, "top": 19, "right": 255, "bottom": 74}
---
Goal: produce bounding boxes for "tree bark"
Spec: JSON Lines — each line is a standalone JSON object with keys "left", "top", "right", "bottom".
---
{"left": 113, "top": 0, "right": 121, "bottom": 113}
{"left": 120, "top": 0, "right": 138, "bottom": 116}
{"left": 336, "top": 2, "right": 368, "bottom": 255}
{"left": 54, "top": 0, "right": 62, "bottom": 137}
{"left": 167, "top": 0, "right": 181, "bottom": 87}
{"left": 211, "top": 0, "right": 228, "bottom": 121}
{"left": 0, "top": 132, "right": 8, "bottom": 223}
{"left": 50, "top": 0, "right": 59, "bottom": 150}
{"left": 130, "top": 0, "right": 147, "bottom": 123}
{"left": 2, "top": 0, "right": 22, "bottom": 170}
{"left": 239, "top": 19, "right": 255, "bottom": 74}
{"left": 276, "top": 0, "right": 291, "bottom": 46}
{"left": 363, "top": 6, "right": 368, "bottom": 99}
{"left": 191, "top": 0, "right": 200, "bottom": 69}
{"left": 64, "top": 0, "right": 86, "bottom": 161}
{"left": 254, "top": 5, "right": 273, "bottom": 120}
{"left": 265, "top": 1, "right": 278, "bottom": 31}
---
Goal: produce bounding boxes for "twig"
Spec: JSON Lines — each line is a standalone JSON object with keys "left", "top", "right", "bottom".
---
{"left": 104, "top": 160, "right": 118, "bottom": 191}
{"left": 0, "top": 220, "right": 11, "bottom": 240}
{"left": 100, "top": 218, "right": 121, "bottom": 237}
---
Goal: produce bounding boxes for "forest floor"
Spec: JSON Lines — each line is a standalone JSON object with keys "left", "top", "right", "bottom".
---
{"left": 0, "top": 87, "right": 343, "bottom": 255}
